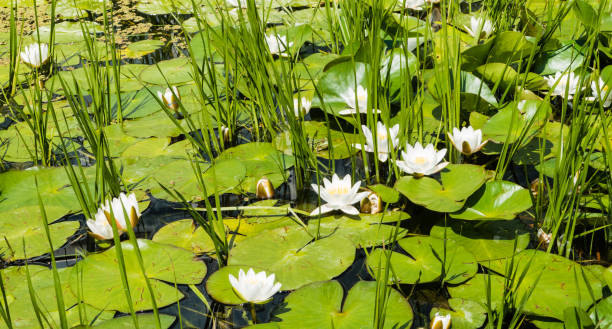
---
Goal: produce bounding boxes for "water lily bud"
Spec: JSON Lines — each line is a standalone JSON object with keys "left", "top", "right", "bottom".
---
{"left": 537, "top": 228, "right": 552, "bottom": 248}
{"left": 256, "top": 177, "right": 274, "bottom": 199}
{"left": 37, "top": 77, "right": 45, "bottom": 90}
{"left": 221, "top": 125, "right": 231, "bottom": 144}
{"left": 229, "top": 268, "right": 282, "bottom": 304}
{"left": 157, "top": 86, "right": 180, "bottom": 112}
{"left": 20, "top": 43, "right": 50, "bottom": 69}
{"left": 447, "top": 126, "right": 488, "bottom": 155}
{"left": 360, "top": 191, "right": 382, "bottom": 214}
{"left": 430, "top": 312, "right": 451, "bottom": 329}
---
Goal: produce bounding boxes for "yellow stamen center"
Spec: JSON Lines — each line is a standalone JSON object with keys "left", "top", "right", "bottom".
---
{"left": 414, "top": 156, "right": 427, "bottom": 165}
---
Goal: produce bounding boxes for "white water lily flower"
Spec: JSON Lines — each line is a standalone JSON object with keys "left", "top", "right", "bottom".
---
{"left": 338, "top": 85, "right": 381, "bottom": 115}
{"left": 86, "top": 209, "right": 115, "bottom": 240}
{"left": 265, "top": 34, "right": 293, "bottom": 56}
{"left": 544, "top": 71, "right": 581, "bottom": 99}
{"left": 157, "top": 86, "right": 180, "bottom": 111}
{"left": 310, "top": 173, "right": 370, "bottom": 216}
{"left": 465, "top": 16, "right": 494, "bottom": 40}
{"left": 20, "top": 43, "right": 50, "bottom": 68}
{"left": 225, "top": 0, "right": 247, "bottom": 7}
{"left": 430, "top": 312, "right": 451, "bottom": 329}
{"left": 228, "top": 268, "right": 282, "bottom": 304}
{"left": 589, "top": 78, "right": 612, "bottom": 107}
{"left": 396, "top": 142, "right": 449, "bottom": 176}
{"left": 447, "top": 126, "right": 488, "bottom": 155}
{"left": 354, "top": 122, "right": 400, "bottom": 162}
{"left": 293, "top": 96, "right": 312, "bottom": 116}
{"left": 100, "top": 192, "right": 141, "bottom": 231}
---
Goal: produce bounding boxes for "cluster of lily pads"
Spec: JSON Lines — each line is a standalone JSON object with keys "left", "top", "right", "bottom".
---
{"left": 1, "top": 0, "right": 611, "bottom": 328}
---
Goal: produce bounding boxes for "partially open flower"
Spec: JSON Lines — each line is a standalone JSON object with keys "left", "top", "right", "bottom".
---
{"left": 447, "top": 126, "right": 488, "bottom": 155}
{"left": 360, "top": 191, "right": 382, "bottom": 214}
{"left": 220, "top": 125, "right": 231, "bottom": 144}
{"left": 86, "top": 208, "right": 115, "bottom": 240}
{"left": 20, "top": 43, "right": 50, "bottom": 69}
{"left": 396, "top": 142, "right": 448, "bottom": 177}
{"left": 338, "top": 85, "right": 381, "bottom": 115}
{"left": 265, "top": 34, "right": 293, "bottom": 57}
{"left": 310, "top": 174, "right": 370, "bottom": 216}
{"left": 256, "top": 177, "right": 274, "bottom": 199}
{"left": 101, "top": 192, "right": 141, "bottom": 231}
{"left": 544, "top": 71, "right": 581, "bottom": 99}
{"left": 537, "top": 228, "right": 552, "bottom": 249}
{"left": 430, "top": 312, "right": 451, "bottom": 329}
{"left": 589, "top": 78, "right": 612, "bottom": 107}
{"left": 229, "top": 268, "right": 282, "bottom": 304}
{"left": 225, "top": 0, "right": 247, "bottom": 7}
{"left": 354, "top": 122, "right": 400, "bottom": 162}
{"left": 293, "top": 96, "right": 312, "bottom": 116}
{"left": 465, "top": 16, "right": 494, "bottom": 40}
{"left": 157, "top": 86, "right": 180, "bottom": 112}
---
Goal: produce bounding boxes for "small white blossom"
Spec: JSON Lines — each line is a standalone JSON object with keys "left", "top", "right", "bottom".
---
{"left": 354, "top": 122, "right": 400, "bottom": 162}
{"left": 20, "top": 43, "right": 50, "bottom": 68}
{"left": 544, "top": 71, "right": 581, "bottom": 99}
{"left": 465, "top": 16, "right": 494, "bottom": 40}
{"left": 447, "top": 126, "right": 488, "bottom": 155}
{"left": 310, "top": 174, "right": 370, "bottom": 216}
{"left": 396, "top": 142, "right": 448, "bottom": 176}
{"left": 229, "top": 268, "right": 282, "bottom": 304}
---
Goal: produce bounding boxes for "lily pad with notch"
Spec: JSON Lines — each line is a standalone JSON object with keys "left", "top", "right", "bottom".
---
{"left": 367, "top": 236, "right": 477, "bottom": 285}
{"left": 228, "top": 226, "right": 355, "bottom": 290}
{"left": 395, "top": 164, "right": 487, "bottom": 213}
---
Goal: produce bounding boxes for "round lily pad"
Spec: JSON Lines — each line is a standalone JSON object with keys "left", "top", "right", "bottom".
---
{"left": 430, "top": 220, "right": 530, "bottom": 262}
{"left": 139, "top": 57, "right": 195, "bottom": 85}
{"left": 430, "top": 298, "right": 487, "bottom": 329}
{"left": 306, "top": 212, "right": 409, "bottom": 247}
{"left": 0, "top": 265, "right": 115, "bottom": 328}
{"left": 455, "top": 250, "right": 604, "bottom": 320}
{"left": 228, "top": 227, "right": 355, "bottom": 290}
{"left": 93, "top": 313, "right": 176, "bottom": 328}
{"left": 0, "top": 206, "right": 79, "bottom": 261}
{"left": 71, "top": 239, "right": 207, "bottom": 312}
{"left": 274, "top": 280, "right": 413, "bottom": 328}
{"left": 451, "top": 180, "right": 533, "bottom": 220}
{"left": 395, "top": 164, "right": 487, "bottom": 213}
{"left": 152, "top": 219, "right": 215, "bottom": 254}
{"left": 206, "top": 265, "right": 271, "bottom": 305}
{"left": 367, "top": 236, "right": 477, "bottom": 285}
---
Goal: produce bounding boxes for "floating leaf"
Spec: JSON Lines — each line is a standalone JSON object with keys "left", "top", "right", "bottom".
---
{"left": 72, "top": 239, "right": 207, "bottom": 312}
{"left": 430, "top": 219, "right": 530, "bottom": 262}
{"left": 152, "top": 219, "right": 215, "bottom": 255}
{"left": 274, "top": 280, "right": 413, "bottom": 328}
{"left": 228, "top": 227, "right": 355, "bottom": 290}
{"left": 451, "top": 180, "right": 532, "bottom": 220}
{"left": 430, "top": 298, "right": 487, "bottom": 329}
{"left": 395, "top": 164, "right": 487, "bottom": 212}
{"left": 367, "top": 236, "right": 477, "bottom": 285}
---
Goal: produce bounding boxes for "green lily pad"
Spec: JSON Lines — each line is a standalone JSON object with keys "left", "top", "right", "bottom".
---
{"left": 395, "top": 164, "right": 487, "bottom": 212}
{"left": 447, "top": 273, "right": 507, "bottom": 310}
{"left": 482, "top": 100, "right": 551, "bottom": 144}
{"left": 0, "top": 206, "right": 79, "bottom": 261}
{"left": 367, "top": 184, "right": 400, "bottom": 203}
{"left": 274, "top": 121, "right": 359, "bottom": 159}
{"left": 0, "top": 265, "right": 115, "bottom": 329}
{"left": 430, "top": 298, "right": 487, "bottom": 329}
{"left": 589, "top": 296, "right": 612, "bottom": 329}
{"left": 306, "top": 212, "right": 409, "bottom": 247}
{"left": 148, "top": 158, "right": 246, "bottom": 201}
{"left": 72, "top": 239, "right": 207, "bottom": 312}
{"left": 93, "top": 313, "right": 176, "bottom": 328}
{"left": 367, "top": 236, "right": 477, "bottom": 285}
{"left": 430, "top": 219, "right": 530, "bottom": 262}
{"left": 451, "top": 180, "right": 532, "bottom": 220}
{"left": 206, "top": 265, "right": 271, "bottom": 305}
{"left": 152, "top": 219, "right": 215, "bottom": 255}
{"left": 0, "top": 167, "right": 86, "bottom": 218}
{"left": 274, "top": 280, "right": 413, "bottom": 328}
{"left": 228, "top": 227, "right": 355, "bottom": 290}
{"left": 124, "top": 39, "right": 165, "bottom": 58}
{"left": 429, "top": 71, "right": 498, "bottom": 112}
{"left": 453, "top": 250, "right": 603, "bottom": 320}
{"left": 217, "top": 143, "right": 294, "bottom": 193}
{"left": 461, "top": 31, "right": 535, "bottom": 71}
{"left": 139, "top": 57, "right": 195, "bottom": 85}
